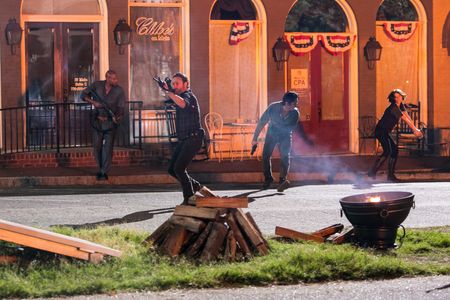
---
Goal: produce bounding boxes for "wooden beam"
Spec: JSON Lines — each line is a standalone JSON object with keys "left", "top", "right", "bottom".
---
{"left": 174, "top": 205, "right": 220, "bottom": 220}
{"left": 226, "top": 213, "right": 251, "bottom": 256}
{"left": 311, "top": 224, "right": 344, "bottom": 238}
{"left": 196, "top": 197, "right": 248, "bottom": 208}
{"left": 185, "top": 222, "right": 213, "bottom": 257}
{"left": 160, "top": 225, "right": 188, "bottom": 257}
{"left": 233, "top": 209, "right": 268, "bottom": 255}
{"left": 275, "top": 226, "right": 324, "bottom": 243}
{"left": 143, "top": 220, "right": 172, "bottom": 246}
{"left": 198, "top": 186, "right": 219, "bottom": 197}
{"left": 169, "top": 216, "right": 206, "bottom": 234}
{"left": 0, "top": 219, "right": 121, "bottom": 258}
{"left": 200, "top": 222, "right": 228, "bottom": 261}
{"left": 330, "top": 227, "right": 354, "bottom": 244}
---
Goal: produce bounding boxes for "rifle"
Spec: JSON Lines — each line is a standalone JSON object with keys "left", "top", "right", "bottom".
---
{"left": 87, "top": 88, "right": 118, "bottom": 132}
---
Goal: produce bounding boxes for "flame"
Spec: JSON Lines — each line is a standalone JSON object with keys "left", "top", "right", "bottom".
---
{"left": 367, "top": 196, "right": 381, "bottom": 203}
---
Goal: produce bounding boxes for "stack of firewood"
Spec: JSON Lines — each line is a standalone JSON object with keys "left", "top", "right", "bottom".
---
{"left": 143, "top": 187, "right": 269, "bottom": 262}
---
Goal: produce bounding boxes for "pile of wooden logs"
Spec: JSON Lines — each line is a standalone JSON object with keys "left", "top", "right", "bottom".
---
{"left": 275, "top": 224, "right": 355, "bottom": 244}
{"left": 144, "top": 188, "right": 269, "bottom": 262}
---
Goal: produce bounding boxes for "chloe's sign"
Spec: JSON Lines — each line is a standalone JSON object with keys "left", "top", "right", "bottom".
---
{"left": 135, "top": 17, "right": 175, "bottom": 41}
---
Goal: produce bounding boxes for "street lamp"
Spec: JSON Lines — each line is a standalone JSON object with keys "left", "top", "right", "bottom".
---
{"left": 272, "top": 37, "right": 291, "bottom": 71}
{"left": 363, "top": 37, "right": 382, "bottom": 70}
{"left": 113, "top": 18, "right": 132, "bottom": 55}
{"left": 5, "top": 18, "right": 22, "bottom": 55}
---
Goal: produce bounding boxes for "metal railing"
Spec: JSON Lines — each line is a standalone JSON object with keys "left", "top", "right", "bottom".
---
{"left": 0, "top": 101, "right": 147, "bottom": 154}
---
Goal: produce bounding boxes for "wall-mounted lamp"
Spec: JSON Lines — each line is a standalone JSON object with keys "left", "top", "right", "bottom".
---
{"left": 5, "top": 18, "right": 23, "bottom": 55}
{"left": 363, "top": 37, "right": 382, "bottom": 70}
{"left": 272, "top": 37, "right": 291, "bottom": 71}
{"left": 113, "top": 18, "right": 132, "bottom": 55}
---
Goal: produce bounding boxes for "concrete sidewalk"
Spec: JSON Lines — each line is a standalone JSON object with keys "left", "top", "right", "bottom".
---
{"left": 0, "top": 155, "right": 448, "bottom": 188}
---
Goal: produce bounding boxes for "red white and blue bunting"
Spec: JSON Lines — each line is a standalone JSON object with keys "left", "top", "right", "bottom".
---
{"left": 284, "top": 33, "right": 319, "bottom": 55}
{"left": 229, "top": 22, "right": 255, "bottom": 45}
{"left": 382, "top": 22, "right": 417, "bottom": 42}
{"left": 284, "top": 33, "right": 356, "bottom": 56}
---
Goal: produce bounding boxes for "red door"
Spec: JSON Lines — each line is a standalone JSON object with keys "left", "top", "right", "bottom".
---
{"left": 289, "top": 46, "right": 349, "bottom": 155}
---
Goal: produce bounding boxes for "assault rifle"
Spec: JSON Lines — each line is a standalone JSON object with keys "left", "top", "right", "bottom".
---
{"left": 86, "top": 88, "right": 118, "bottom": 132}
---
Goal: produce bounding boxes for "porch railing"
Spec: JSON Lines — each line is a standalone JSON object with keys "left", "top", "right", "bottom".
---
{"left": 0, "top": 101, "right": 148, "bottom": 154}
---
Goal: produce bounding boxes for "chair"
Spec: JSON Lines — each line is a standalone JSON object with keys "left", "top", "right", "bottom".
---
{"left": 204, "top": 112, "right": 232, "bottom": 162}
{"left": 358, "top": 116, "right": 379, "bottom": 154}
{"left": 395, "top": 102, "right": 426, "bottom": 156}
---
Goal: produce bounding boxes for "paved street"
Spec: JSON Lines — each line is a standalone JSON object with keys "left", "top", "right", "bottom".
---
{"left": 1, "top": 181, "right": 449, "bottom": 299}
{"left": 0, "top": 181, "right": 449, "bottom": 233}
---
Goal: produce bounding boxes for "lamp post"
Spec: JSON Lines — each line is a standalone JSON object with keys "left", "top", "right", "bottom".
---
{"left": 272, "top": 37, "right": 291, "bottom": 71}
{"left": 363, "top": 37, "right": 382, "bottom": 70}
{"left": 113, "top": 18, "right": 132, "bottom": 55}
{"left": 5, "top": 18, "right": 22, "bottom": 55}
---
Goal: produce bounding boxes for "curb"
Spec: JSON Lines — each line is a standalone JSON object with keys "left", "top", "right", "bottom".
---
{"left": 0, "top": 170, "right": 449, "bottom": 188}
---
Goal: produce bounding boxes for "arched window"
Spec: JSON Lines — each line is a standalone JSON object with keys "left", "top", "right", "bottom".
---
{"left": 285, "top": 0, "right": 348, "bottom": 32}
{"left": 210, "top": 0, "right": 257, "bottom": 20}
{"left": 376, "top": 0, "right": 418, "bottom": 21}
{"left": 22, "top": 0, "right": 100, "bottom": 15}
{"left": 375, "top": 0, "right": 421, "bottom": 123}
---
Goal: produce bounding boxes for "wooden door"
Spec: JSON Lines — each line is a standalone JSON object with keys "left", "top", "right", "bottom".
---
{"left": 289, "top": 46, "right": 349, "bottom": 155}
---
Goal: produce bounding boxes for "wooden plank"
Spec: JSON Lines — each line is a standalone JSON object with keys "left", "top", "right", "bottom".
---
{"left": 330, "top": 227, "right": 354, "bottom": 244}
{"left": 185, "top": 222, "right": 213, "bottom": 257}
{"left": 160, "top": 225, "right": 188, "bottom": 257}
{"left": 196, "top": 197, "right": 248, "bottom": 208}
{"left": 0, "top": 219, "right": 121, "bottom": 257}
{"left": 275, "top": 226, "right": 324, "bottom": 243}
{"left": 311, "top": 224, "right": 344, "bottom": 238}
{"left": 0, "top": 228, "right": 90, "bottom": 261}
{"left": 199, "top": 222, "right": 228, "bottom": 261}
{"left": 233, "top": 209, "right": 268, "bottom": 255}
{"left": 245, "top": 212, "right": 269, "bottom": 249}
{"left": 174, "top": 205, "right": 220, "bottom": 220}
{"left": 226, "top": 213, "right": 251, "bottom": 256}
{"left": 198, "top": 186, "right": 219, "bottom": 197}
{"left": 226, "top": 230, "right": 237, "bottom": 261}
{"left": 169, "top": 216, "right": 206, "bottom": 233}
{"left": 143, "top": 220, "right": 172, "bottom": 246}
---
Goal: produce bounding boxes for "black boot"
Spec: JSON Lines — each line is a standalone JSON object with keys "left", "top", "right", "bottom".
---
{"left": 387, "top": 157, "right": 400, "bottom": 182}
{"left": 368, "top": 156, "right": 386, "bottom": 178}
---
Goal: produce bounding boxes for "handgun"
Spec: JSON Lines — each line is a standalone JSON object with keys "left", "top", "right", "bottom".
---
{"left": 250, "top": 144, "right": 257, "bottom": 155}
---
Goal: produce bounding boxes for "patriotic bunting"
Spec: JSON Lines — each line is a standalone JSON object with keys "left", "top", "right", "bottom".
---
{"left": 284, "top": 33, "right": 319, "bottom": 56}
{"left": 229, "top": 22, "right": 254, "bottom": 45}
{"left": 284, "top": 33, "right": 356, "bottom": 56}
{"left": 382, "top": 22, "right": 417, "bottom": 42}
{"left": 321, "top": 34, "right": 356, "bottom": 55}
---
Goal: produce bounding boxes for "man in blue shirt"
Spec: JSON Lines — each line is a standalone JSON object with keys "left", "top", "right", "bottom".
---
{"left": 252, "top": 91, "right": 301, "bottom": 192}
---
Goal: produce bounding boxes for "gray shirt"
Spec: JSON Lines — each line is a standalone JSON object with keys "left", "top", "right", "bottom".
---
{"left": 80, "top": 80, "right": 125, "bottom": 120}
{"left": 253, "top": 101, "right": 300, "bottom": 141}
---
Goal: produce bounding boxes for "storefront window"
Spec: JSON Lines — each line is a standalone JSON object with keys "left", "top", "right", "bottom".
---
{"left": 22, "top": 0, "right": 100, "bottom": 15}
{"left": 285, "top": 0, "right": 347, "bottom": 32}
{"left": 377, "top": 0, "right": 418, "bottom": 21}
{"left": 129, "top": 3, "right": 183, "bottom": 108}
{"left": 210, "top": 0, "right": 257, "bottom": 20}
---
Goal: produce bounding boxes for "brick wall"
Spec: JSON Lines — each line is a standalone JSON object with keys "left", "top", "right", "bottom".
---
{"left": 0, "top": 147, "right": 169, "bottom": 169}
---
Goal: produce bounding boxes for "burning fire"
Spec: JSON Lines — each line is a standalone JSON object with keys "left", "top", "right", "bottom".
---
{"left": 367, "top": 196, "right": 381, "bottom": 203}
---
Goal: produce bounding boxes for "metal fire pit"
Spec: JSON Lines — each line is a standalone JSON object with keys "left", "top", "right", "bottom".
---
{"left": 340, "top": 191, "right": 415, "bottom": 249}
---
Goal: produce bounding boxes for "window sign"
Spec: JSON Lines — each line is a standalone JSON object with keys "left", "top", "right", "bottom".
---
{"left": 130, "top": 6, "right": 181, "bottom": 108}
{"left": 291, "top": 69, "right": 308, "bottom": 89}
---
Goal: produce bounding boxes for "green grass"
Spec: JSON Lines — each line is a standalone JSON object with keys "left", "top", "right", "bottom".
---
{"left": 0, "top": 226, "right": 449, "bottom": 298}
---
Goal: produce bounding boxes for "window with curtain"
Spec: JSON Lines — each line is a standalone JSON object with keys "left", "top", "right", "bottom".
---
{"left": 129, "top": 4, "right": 182, "bottom": 108}
{"left": 375, "top": 0, "right": 419, "bottom": 117}
{"left": 209, "top": 0, "right": 259, "bottom": 123}
{"left": 22, "top": 0, "right": 100, "bottom": 15}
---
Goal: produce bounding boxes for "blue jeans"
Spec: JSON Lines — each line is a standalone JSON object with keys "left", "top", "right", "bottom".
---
{"left": 262, "top": 133, "right": 292, "bottom": 182}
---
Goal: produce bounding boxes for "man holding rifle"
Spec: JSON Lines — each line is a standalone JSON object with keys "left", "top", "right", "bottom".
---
{"left": 155, "top": 72, "right": 205, "bottom": 205}
{"left": 81, "top": 70, "right": 125, "bottom": 181}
